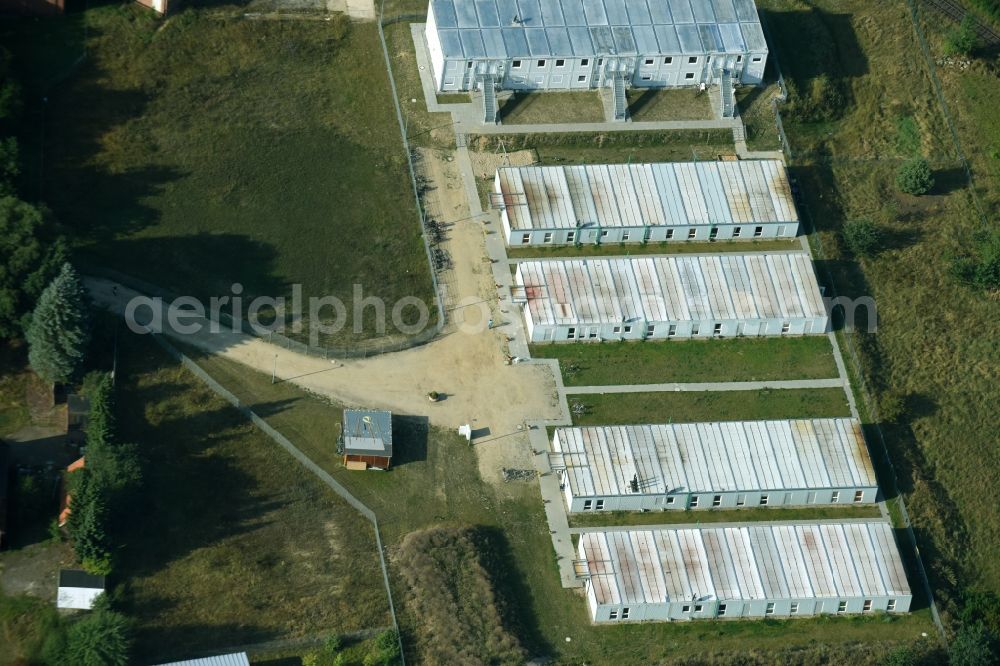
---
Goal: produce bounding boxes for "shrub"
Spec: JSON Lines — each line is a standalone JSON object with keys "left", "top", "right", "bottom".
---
{"left": 950, "top": 232, "right": 1000, "bottom": 292}
{"left": 949, "top": 623, "right": 996, "bottom": 666}
{"left": 877, "top": 390, "right": 907, "bottom": 423}
{"left": 843, "top": 219, "right": 882, "bottom": 257}
{"left": 944, "top": 15, "right": 979, "bottom": 57}
{"left": 896, "top": 157, "right": 934, "bottom": 195}
{"left": 64, "top": 607, "right": 132, "bottom": 666}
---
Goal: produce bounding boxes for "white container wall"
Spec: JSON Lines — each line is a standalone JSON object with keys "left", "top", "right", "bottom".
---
{"left": 425, "top": 0, "right": 769, "bottom": 92}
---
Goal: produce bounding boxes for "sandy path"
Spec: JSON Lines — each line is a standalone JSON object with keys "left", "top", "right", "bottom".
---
{"left": 86, "top": 151, "right": 559, "bottom": 450}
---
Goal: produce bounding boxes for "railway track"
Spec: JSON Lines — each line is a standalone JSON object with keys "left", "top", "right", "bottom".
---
{"left": 924, "top": 0, "right": 1000, "bottom": 46}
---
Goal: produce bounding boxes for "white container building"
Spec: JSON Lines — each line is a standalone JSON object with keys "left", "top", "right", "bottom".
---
{"left": 424, "top": 0, "right": 769, "bottom": 93}
{"left": 513, "top": 254, "right": 829, "bottom": 342}
{"left": 495, "top": 160, "right": 799, "bottom": 246}
{"left": 577, "top": 522, "right": 913, "bottom": 622}
{"left": 551, "top": 419, "right": 878, "bottom": 513}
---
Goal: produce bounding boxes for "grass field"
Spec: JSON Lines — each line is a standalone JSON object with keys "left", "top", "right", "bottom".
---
{"left": 499, "top": 91, "right": 605, "bottom": 124}
{"left": 505, "top": 238, "right": 801, "bottom": 259}
{"left": 759, "top": 0, "right": 1000, "bottom": 625}
{"left": 7, "top": 7, "right": 435, "bottom": 345}
{"left": 569, "top": 387, "right": 852, "bottom": 427}
{"left": 383, "top": 21, "right": 456, "bottom": 150}
{"left": 627, "top": 88, "right": 714, "bottom": 121}
{"left": 736, "top": 82, "right": 785, "bottom": 152}
{"left": 468, "top": 130, "right": 735, "bottom": 165}
{"left": 530, "top": 336, "right": 839, "bottom": 386}
{"left": 568, "top": 504, "right": 881, "bottom": 528}
{"left": 0, "top": 342, "right": 31, "bottom": 436}
{"left": 177, "top": 344, "right": 933, "bottom": 663}
{"left": 111, "top": 334, "right": 388, "bottom": 662}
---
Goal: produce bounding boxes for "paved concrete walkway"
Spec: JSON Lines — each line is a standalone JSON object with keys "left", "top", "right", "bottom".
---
{"left": 528, "top": 424, "right": 581, "bottom": 588}
{"left": 563, "top": 378, "right": 843, "bottom": 394}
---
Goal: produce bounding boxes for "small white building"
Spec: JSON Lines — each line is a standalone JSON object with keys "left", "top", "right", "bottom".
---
{"left": 514, "top": 254, "right": 828, "bottom": 342}
{"left": 425, "top": 0, "right": 768, "bottom": 93}
{"left": 495, "top": 160, "right": 799, "bottom": 246}
{"left": 56, "top": 569, "right": 105, "bottom": 610}
{"left": 552, "top": 419, "right": 878, "bottom": 513}
{"left": 578, "top": 522, "right": 913, "bottom": 623}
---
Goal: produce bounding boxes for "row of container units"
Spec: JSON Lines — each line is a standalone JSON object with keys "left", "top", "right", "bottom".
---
{"left": 509, "top": 223, "right": 793, "bottom": 246}
{"left": 495, "top": 160, "right": 799, "bottom": 247}
{"left": 425, "top": 0, "right": 769, "bottom": 93}
{"left": 578, "top": 523, "right": 913, "bottom": 623}
{"left": 551, "top": 419, "right": 879, "bottom": 513}
{"left": 513, "top": 254, "right": 829, "bottom": 343}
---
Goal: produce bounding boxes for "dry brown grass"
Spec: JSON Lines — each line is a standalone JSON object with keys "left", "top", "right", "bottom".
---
{"left": 394, "top": 526, "right": 526, "bottom": 665}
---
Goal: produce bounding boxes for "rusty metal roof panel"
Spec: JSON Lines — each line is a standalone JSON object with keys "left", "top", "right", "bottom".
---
{"left": 516, "top": 255, "right": 825, "bottom": 329}
{"left": 496, "top": 160, "right": 796, "bottom": 231}
{"left": 579, "top": 522, "right": 909, "bottom": 605}
{"left": 821, "top": 524, "right": 863, "bottom": 597}
{"left": 773, "top": 525, "right": 815, "bottom": 598}
{"left": 748, "top": 525, "right": 790, "bottom": 599}
{"left": 554, "top": 419, "right": 876, "bottom": 499}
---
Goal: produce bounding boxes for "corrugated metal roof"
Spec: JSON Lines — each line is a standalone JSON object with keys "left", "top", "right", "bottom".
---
{"left": 153, "top": 653, "right": 251, "bottom": 666}
{"left": 516, "top": 254, "right": 826, "bottom": 327}
{"left": 430, "top": 0, "right": 767, "bottom": 58}
{"left": 581, "top": 522, "right": 911, "bottom": 606}
{"left": 498, "top": 160, "right": 797, "bottom": 231}
{"left": 554, "top": 418, "right": 877, "bottom": 498}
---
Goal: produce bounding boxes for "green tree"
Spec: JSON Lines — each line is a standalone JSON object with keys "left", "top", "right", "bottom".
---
{"left": 0, "top": 197, "right": 68, "bottom": 337}
{"left": 64, "top": 607, "right": 132, "bottom": 666}
{"left": 25, "top": 263, "right": 90, "bottom": 384}
{"left": 0, "top": 46, "right": 22, "bottom": 122}
{"left": 84, "top": 374, "right": 141, "bottom": 513}
{"left": 0, "top": 137, "right": 18, "bottom": 197}
{"left": 843, "top": 219, "right": 882, "bottom": 257}
{"left": 896, "top": 157, "right": 935, "bottom": 196}
{"left": 944, "top": 15, "right": 979, "bottom": 57}
{"left": 949, "top": 623, "right": 996, "bottom": 666}
{"left": 68, "top": 474, "right": 113, "bottom": 575}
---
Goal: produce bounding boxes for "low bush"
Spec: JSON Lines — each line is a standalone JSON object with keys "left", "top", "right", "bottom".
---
{"left": 896, "top": 157, "right": 934, "bottom": 195}
{"left": 843, "top": 219, "right": 883, "bottom": 257}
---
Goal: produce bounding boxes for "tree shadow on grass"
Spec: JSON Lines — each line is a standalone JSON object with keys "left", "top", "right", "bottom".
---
{"left": 473, "top": 525, "right": 551, "bottom": 658}
{"left": 932, "top": 166, "right": 969, "bottom": 195}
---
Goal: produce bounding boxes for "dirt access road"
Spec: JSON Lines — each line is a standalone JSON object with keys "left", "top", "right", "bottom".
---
{"left": 87, "top": 150, "right": 559, "bottom": 457}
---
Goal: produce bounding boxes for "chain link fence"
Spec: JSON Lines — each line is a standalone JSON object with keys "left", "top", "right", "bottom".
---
{"left": 758, "top": 5, "right": 948, "bottom": 642}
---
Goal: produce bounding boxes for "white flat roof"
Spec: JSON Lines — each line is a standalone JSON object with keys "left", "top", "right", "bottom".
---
{"left": 516, "top": 254, "right": 826, "bottom": 326}
{"left": 581, "top": 522, "right": 911, "bottom": 606}
{"left": 498, "top": 160, "right": 797, "bottom": 231}
{"left": 430, "top": 0, "right": 768, "bottom": 59}
{"left": 554, "top": 419, "right": 877, "bottom": 498}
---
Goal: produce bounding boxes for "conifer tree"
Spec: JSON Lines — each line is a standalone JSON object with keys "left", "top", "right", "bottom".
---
{"left": 26, "top": 263, "right": 90, "bottom": 384}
